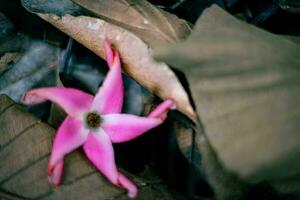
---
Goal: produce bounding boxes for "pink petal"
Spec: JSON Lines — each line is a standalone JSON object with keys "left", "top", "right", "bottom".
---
{"left": 83, "top": 130, "right": 138, "bottom": 198}
{"left": 48, "top": 116, "right": 88, "bottom": 185}
{"left": 48, "top": 159, "right": 63, "bottom": 186}
{"left": 104, "top": 39, "right": 114, "bottom": 68}
{"left": 101, "top": 114, "right": 162, "bottom": 143}
{"left": 22, "top": 87, "right": 93, "bottom": 118}
{"left": 148, "top": 99, "right": 175, "bottom": 120}
{"left": 118, "top": 172, "right": 138, "bottom": 198}
{"left": 83, "top": 130, "right": 118, "bottom": 184}
{"left": 91, "top": 42, "right": 124, "bottom": 115}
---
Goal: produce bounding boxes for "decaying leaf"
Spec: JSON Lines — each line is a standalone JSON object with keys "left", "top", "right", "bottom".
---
{"left": 154, "top": 4, "right": 300, "bottom": 197}
{"left": 73, "top": 0, "right": 191, "bottom": 46}
{"left": 0, "top": 52, "right": 20, "bottom": 74}
{"left": 21, "top": 0, "right": 81, "bottom": 16}
{"left": 0, "top": 94, "right": 185, "bottom": 199}
{"left": 33, "top": 13, "right": 196, "bottom": 121}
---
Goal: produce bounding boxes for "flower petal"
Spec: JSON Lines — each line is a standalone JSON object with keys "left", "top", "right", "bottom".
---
{"left": 104, "top": 39, "right": 114, "bottom": 68}
{"left": 48, "top": 116, "right": 88, "bottom": 185}
{"left": 48, "top": 159, "right": 63, "bottom": 186}
{"left": 83, "top": 129, "right": 118, "bottom": 184}
{"left": 91, "top": 42, "right": 124, "bottom": 114}
{"left": 101, "top": 114, "right": 162, "bottom": 143}
{"left": 148, "top": 99, "right": 175, "bottom": 120}
{"left": 83, "top": 129, "right": 137, "bottom": 198}
{"left": 118, "top": 172, "right": 138, "bottom": 198}
{"left": 22, "top": 87, "right": 93, "bottom": 118}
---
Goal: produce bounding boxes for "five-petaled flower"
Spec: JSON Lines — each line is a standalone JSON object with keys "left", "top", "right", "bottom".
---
{"left": 22, "top": 40, "right": 175, "bottom": 198}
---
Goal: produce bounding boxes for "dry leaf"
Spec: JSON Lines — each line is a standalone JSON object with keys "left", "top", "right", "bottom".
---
{"left": 0, "top": 94, "right": 185, "bottom": 199}
{"left": 73, "top": 0, "right": 191, "bottom": 46}
{"left": 0, "top": 52, "right": 20, "bottom": 74}
{"left": 154, "top": 4, "right": 300, "bottom": 196}
{"left": 34, "top": 13, "right": 196, "bottom": 121}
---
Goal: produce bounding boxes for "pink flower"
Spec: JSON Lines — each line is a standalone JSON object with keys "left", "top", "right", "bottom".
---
{"left": 22, "top": 40, "right": 175, "bottom": 198}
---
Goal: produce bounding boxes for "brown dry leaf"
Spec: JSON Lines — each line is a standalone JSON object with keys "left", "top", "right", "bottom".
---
{"left": 0, "top": 52, "right": 20, "bottom": 67}
{"left": 0, "top": 94, "right": 185, "bottom": 199}
{"left": 73, "top": 0, "right": 191, "bottom": 46}
{"left": 35, "top": 13, "right": 196, "bottom": 121}
{"left": 0, "top": 52, "right": 20, "bottom": 74}
{"left": 154, "top": 4, "right": 300, "bottom": 197}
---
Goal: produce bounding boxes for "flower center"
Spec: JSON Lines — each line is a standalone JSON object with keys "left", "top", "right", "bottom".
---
{"left": 86, "top": 112, "right": 102, "bottom": 129}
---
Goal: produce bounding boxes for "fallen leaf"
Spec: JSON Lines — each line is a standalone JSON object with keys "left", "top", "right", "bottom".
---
{"left": 73, "top": 0, "right": 191, "bottom": 46}
{"left": 21, "top": 0, "right": 81, "bottom": 16}
{"left": 0, "top": 52, "right": 20, "bottom": 74}
{"left": 154, "top": 4, "right": 300, "bottom": 196}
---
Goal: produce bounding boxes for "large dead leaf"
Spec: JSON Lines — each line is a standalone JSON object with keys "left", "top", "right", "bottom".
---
{"left": 0, "top": 94, "right": 184, "bottom": 199}
{"left": 31, "top": 13, "right": 196, "bottom": 121}
{"left": 73, "top": 0, "right": 191, "bottom": 46}
{"left": 154, "top": 4, "right": 300, "bottom": 197}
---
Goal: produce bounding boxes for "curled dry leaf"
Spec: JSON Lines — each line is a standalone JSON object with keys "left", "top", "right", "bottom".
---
{"left": 36, "top": 13, "right": 196, "bottom": 121}
{"left": 155, "top": 5, "right": 300, "bottom": 198}
{"left": 154, "top": 4, "right": 300, "bottom": 188}
{"left": 73, "top": 0, "right": 191, "bottom": 46}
